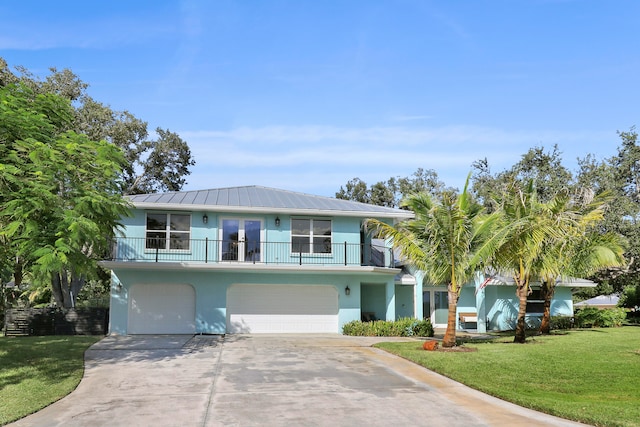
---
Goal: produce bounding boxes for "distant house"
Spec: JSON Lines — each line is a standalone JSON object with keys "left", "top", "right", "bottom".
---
{"left": 452, "top": 275, "right": 596, "bottom": 332}
{"left": 102, "top": 185, "right": 595, "bottom": 335}
{"left": 574, "top": 294, "right": 620, "bottom": 310}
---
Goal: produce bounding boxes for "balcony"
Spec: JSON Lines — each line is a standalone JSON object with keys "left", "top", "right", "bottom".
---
{"left": 106, "top": 237, "right": 394, "bottom": 268}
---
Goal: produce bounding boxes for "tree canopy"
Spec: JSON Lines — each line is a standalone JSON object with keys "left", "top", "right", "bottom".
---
{"left": 1, "top": 57, "right": 196, "bottom": 310}
{"left": 1, "top": 83, "right": 131, "bottom": 307}
{"left": 0, "top": 57, "right": 195, "bottom": 195}
{"left": 336, "top": 168, "right": 453, "bottom": 208}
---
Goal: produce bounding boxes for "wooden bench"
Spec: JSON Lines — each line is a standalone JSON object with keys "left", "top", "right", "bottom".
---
{"left": 458, "top": 312, "right": 478, "bottom": 329}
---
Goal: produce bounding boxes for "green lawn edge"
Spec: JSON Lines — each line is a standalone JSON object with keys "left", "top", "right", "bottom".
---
{"left": 375, "top": 327, "right": 640, "bottom": 427}
{"left": 0, "top": 336, "right": 102, "bottom": 426}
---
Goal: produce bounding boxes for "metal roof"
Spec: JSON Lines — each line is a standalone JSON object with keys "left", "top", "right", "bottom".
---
{"left": 483, "top": 275, "right": 596, "bottom": 288}
{"left": 127, "top": 185, "right": 413, "bottom": 219}
{"left": 574, "top": 294, "right": 619, "bottom": 307}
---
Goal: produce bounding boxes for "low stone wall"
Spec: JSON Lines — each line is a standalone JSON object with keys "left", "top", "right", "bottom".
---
{"left": 3, "top": 308, "right": 108, "bottom": 336}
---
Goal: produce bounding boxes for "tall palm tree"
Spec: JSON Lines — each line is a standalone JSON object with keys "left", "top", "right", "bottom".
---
{"left": 485, "top": 184, "right": 625, "bottom": 342}
{"left": 535, "top": 192, "right": 626, "bottom": 333}
{"left": 485, "top": 181, "right": 571, "bottom": 343}
{"left": 366, "top": 176, "right": 499, "bottom": 347}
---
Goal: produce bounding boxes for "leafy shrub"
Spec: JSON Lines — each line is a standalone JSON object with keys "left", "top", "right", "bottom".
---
{"left": 619, "top": 285, "right": 640, "bottom": 309}
{"left": 342, "top": 317, "right": 434, "bottom": 337}
{"left": 550, "top": 316, "right": 573, "bottom": 330}
{"left": 596, "top": 308, "right": 627, "bottom": 327}
{"left": 411, "top": 319, "right": 434, "bottom": 337}
{"left": 574, "top": 307, "right": 627, "bottom": 328}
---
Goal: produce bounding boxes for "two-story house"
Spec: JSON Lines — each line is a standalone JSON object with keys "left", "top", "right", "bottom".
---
{"left": 102, "top": 186, "right": 416, "bottom": 335}
{"left": 102, "top": 185, "right": 594, "bottom": 335}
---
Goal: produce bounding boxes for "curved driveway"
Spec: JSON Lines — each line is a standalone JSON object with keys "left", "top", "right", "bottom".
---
{"left": 9, "top": 335, "right": 588, "bottom": 427}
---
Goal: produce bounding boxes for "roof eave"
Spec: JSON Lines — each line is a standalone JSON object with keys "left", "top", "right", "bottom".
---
{"left": 130, "top": 202, "right": 414, "bottom": 219}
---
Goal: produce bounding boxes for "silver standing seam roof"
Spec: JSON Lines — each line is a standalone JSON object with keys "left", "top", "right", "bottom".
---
{"left": 127, "top": 185, "right": 414, "bottom": 219}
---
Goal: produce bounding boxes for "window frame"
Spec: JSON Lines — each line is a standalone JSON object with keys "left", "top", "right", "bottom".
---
{"left": 145, "top": 212, "right": 192, "bottom": 252}
{"left": 290, "top": 218, "right": 332, "bottom": 254}
{"left": 218, "top": 217, "right": 264, "bottom": 262}
{"left": 525, "top": 288, "right": 544, "bottom": 314}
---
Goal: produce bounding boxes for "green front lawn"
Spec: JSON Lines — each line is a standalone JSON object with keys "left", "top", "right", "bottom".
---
{"left": 376, "top": 327, "right": 640, "bottom": 427}
{"left": 0, "top": 336, "right": 101, "bottom": 426}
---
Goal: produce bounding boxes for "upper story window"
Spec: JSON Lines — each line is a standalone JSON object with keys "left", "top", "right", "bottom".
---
{"left": 291, "top": 218, "right": 332, "bottom": 253}
{"left": 146, "top": 213, "right": 191, "bottom": 250}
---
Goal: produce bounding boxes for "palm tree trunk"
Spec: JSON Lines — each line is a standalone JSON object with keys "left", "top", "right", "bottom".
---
{"left": 442, "top": 284, "right": 459, "bottom": 348}
{"left": 539, "top": 280, "right": 555, "bottom": 334}
{"left": 514, "top": 279, "right": 528, "bottom": 343}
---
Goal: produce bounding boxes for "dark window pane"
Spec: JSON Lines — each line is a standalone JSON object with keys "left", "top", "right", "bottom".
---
{"left": 313, "top": 237, "right": 332, "bottom": 253}
{"left": 147, "top": 214, "right": 167, "bottom": 230}
{"left": 170, "top": 214, "right": 190, "bottom": 231}
{"left": 222, "top": 242, "right": 238, "bottom": 260}
{"left": 292, "top": 219, "right": 310, "bottom": 235}
{"left": 292, "top": 236, "right": 310, "bottom": 253}
{"left": 313, "top": 220, "right": 331, "bottom": 236}
{"left": 526, "top": 302, "right": 544, "bottom": 313}
{"left": 169, "top": 233, "right": 190, "bottom": 250}
{"left": 146, "top": 232, "right": 166, "bottom": 249}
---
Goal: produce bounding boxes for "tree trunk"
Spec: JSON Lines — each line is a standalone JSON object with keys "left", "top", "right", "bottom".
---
{"left": 539, "top": 280, "right": 555, "bottom": 335}
{"left": 51, "top": 273, "right": 65, "bottom": 308}
{"left": 70, "top": 273, "right": 85, "bottom": 308}
{"left": 51, "top": 271, "right": 74, "bottom": 308}
{"left": 442, "top": 283, "right": 459, "bottom": 348}
{"left": 13, "top": 257, "right": 23, "bottom": 288}
{"left": 514, "top": 279, "right": 529, "bottom": 343}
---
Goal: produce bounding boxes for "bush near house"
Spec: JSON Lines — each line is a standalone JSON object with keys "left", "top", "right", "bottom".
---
{"left": 342, "top": 318, "right": 434, "bottom": 337}
{"left": 549, "top": 315, "right": 573, "bottom": 330}
{"left": 573, "top": 307, "right": 627, "bottom": 328}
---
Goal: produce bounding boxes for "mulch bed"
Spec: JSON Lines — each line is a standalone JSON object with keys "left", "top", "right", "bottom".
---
{"left": 437, "top": 346, "right": 477, "bottom": 352}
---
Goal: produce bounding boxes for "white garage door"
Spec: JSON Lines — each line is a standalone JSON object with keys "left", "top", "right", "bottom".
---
{"left": 227, "top": 284, "right": 338, "bottom": 333}
{"left": 128, "top": 284, "right": 196, "bottom": 334}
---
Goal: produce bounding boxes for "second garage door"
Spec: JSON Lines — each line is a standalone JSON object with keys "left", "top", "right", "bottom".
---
{"left": 227, "top": 284, "right": 338, "bottom": 333}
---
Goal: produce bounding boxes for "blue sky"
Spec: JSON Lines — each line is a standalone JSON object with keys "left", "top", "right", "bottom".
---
{"left": 2, "top": 0, "right": 639, "bottom": 197}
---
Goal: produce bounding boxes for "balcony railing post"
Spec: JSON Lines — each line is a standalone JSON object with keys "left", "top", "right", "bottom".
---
{"left": 155, "top": 245, "right": 159, "bottom": 263}
{"left": 344, "top": 241, "right": 347, "bottom": 265}
{"left": 205, "top": 237, "right": 208, "bottom": 263}
{"left": 299, "top": 251, "right": 302, "bottom": 265}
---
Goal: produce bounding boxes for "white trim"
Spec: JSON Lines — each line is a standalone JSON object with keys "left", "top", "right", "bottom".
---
{"left": 100, "top": 260, "right": 400, "bottom": 275}
{"left": 131, "top": 202, "right": 414, "bottom": 219}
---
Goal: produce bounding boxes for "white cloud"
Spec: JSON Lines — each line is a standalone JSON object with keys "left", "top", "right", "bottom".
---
{"left": 179, "top": 124, "right": 614, "bottom": 196}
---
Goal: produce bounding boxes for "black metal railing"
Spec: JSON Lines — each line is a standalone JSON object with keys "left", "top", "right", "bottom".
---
{"left": 106, "top": 237, "right": 394, "bottom": 267}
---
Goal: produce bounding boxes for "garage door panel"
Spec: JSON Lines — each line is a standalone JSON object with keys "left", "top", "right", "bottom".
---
{"left": 227, "top": 285, "right": 338, "bottom": 333}
{"left": 128, "top": 284, "right": 196, "bottom": 334}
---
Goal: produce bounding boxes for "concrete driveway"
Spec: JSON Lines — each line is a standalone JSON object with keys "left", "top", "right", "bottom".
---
{"left": 9, "top": 334, "right": 588, "bottom": 427}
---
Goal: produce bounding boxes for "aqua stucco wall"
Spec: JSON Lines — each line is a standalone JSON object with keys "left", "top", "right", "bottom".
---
{"left": 109, "top": 268, "right": 398, "bottom": 335}
{"left": 483, "top": 285, "right": 575, "bottom": 331}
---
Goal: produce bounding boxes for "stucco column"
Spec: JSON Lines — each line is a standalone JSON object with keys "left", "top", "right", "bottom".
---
{"left": 412, "top": 270, "right": 425, "bottom": 319}
{"left": 385, "top": 279, "right": 396, "bottom": 321}
{"left": 474, "top": 271, "right": 487, "bottom": 333}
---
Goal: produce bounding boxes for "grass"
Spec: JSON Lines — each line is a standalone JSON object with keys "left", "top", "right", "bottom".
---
{"left": 0, "top": 335, "right": 101, "bottom": 426}
{"left": 375, "top": 327, "right": 640, "bottom": 427}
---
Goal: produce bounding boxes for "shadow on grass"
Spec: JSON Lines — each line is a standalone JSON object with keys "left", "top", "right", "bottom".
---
{"left": 0, "top": 336, "right": 100, "bottom": 391}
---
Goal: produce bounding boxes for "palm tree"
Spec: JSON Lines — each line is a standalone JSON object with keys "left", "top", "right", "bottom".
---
{"left": 485, "top": 181, "right": 572, "bottom": 343}
{"left": 366, "top": 176, "right": 499, "bottom": 347}
{"left": 485, "top": 184, "right": 626, "bottom": 341}
{"left": 536, "top": 192, "right": 626, "bottom": 333}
